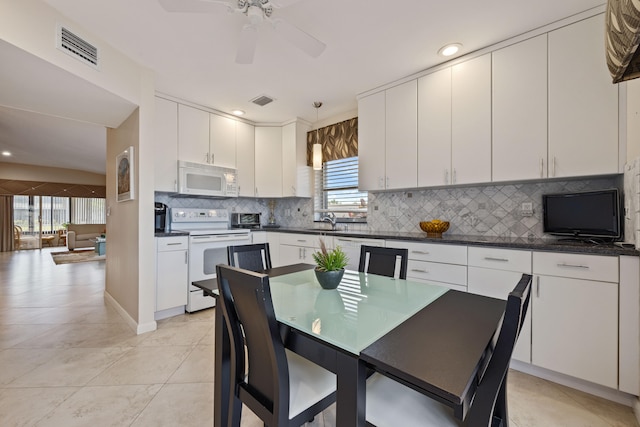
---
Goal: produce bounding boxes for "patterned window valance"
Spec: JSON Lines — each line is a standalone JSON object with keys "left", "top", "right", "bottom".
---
{"left": 606, "top": 0, "right": 640, "bottom": 83}
{"left": 306, "top": 117, "right": 358, "bottom": 166}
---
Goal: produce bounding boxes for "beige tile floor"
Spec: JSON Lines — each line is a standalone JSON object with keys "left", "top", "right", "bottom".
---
{"left": 0, "top": 247, "right": 638, "bottom": 426}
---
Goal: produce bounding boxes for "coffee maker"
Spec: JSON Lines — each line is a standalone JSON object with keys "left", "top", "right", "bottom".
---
{"left": 154, "top": 202, "right": 168, "bottom": 233}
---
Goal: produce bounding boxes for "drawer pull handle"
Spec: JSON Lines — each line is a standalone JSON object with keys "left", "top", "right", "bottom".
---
{"left": 557, "top": 263, "right": 589, "bottom": 269}
{"left": 167, "top": 243, "right": 182, "bottom": 246}
{"left": 484, "top": 257, "right": 509, "bottom": 262}
{"left": 412, "top": 250, "right": 430, "bottom": 255}
{"left": 297, "top": 239, "right": 307, "bottom": 243}
{"left": 411, "top": 269, "right": 428, "bottom": 273}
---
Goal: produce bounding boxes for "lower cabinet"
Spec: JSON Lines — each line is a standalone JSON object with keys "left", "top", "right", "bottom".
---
{"left": 156, "top": 236, "right": 188, "bottom": 318}
{"left": 467, "top": 247, "right": 532, "bottom": 363}
{"left": 333, "top": 236, "right": 384, "bottom": 271}
{"left": 532, "top": 252, "right": 619, "bottom": 389}
{"left": 278, "top": 233, "right": 329, "bottom": 267}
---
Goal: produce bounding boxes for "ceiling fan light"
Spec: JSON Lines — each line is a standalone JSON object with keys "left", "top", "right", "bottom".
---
{"left": 438, "top": 43, "right": 462, "bottom": 57}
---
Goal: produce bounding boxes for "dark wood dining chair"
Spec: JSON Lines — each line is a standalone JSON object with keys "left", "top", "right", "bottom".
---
{"left": 366, "top": 273, "right": 533, "bottom": 427}
{"left": 227, "top": 243, "right": 272, "bottom": 272}
{"left": 358, "top": 245, "right": 408, "bottom": 279}
{"left": 216, "top": 264, "right": 336, "bottom": 427}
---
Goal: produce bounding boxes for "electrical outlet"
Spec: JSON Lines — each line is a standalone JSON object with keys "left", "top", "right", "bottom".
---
{"left": 521, "top": 202, "right": 533, "bottom": 217}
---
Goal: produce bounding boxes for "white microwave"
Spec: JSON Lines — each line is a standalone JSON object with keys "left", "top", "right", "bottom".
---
{"left": 177, "top": 161, "right": 238, "bottom": 197}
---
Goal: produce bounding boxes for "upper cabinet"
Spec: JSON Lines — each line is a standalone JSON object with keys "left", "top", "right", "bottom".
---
{"left": 282, "top": 121, "right": 312, "bottom": 198}
{"left": 236, "top": 121, "right": 255, "bottom": 197}
{"left": 359, "top": 12, "right": 621, "bottom": 191}
{"left": 358, "top": 80, "right": 417, "bottom": 191}
{"left": 178, "top": 104, "right": 210, "bottom": 165}
{"left": 255, "top": 126, "right": 283, "bottom": 198}
{"left": 154, "top": 97, "right": 179, "bottom": 192}
{"left": 451, "top": 54, "right": 492, "bottom": 185}
{"left": 358, "top": 91, "right": 386, "bottom": 191}
{"left": 548, "top": 15, "right": 619, "bottom": 178}
{"left": 209, "top": 114, "right": 237, "bottom": 168}
{"left": 418, "top": 68, "right": 452, "bottom": 187}
{"left": 492, "top": 35, "right": 548, "bottom": 182}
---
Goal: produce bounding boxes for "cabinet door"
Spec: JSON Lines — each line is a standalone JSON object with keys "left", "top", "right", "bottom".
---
{"left": 255, "top": 126, "right": 283, "bottom": 197}
{"left": 279, "top": 244, "right": 305, "bottom": 266}
{"left": 548, "top": 15, "right": 619, "bottom": 177}
{"left": 358, "top": 91, "right": 386, "bottom": 190}
{"left": 236, "top": 121, "right": 255, "bottom": 197}
{"left": 385, "top": 80, "right": 417, "bottom": 189}
{"left": 468, "top": 267, "right": 531, "bottom": 363}
{"left": 492, "top": 35, "right": 548, "bottom": 181}
{"left": 157, "top": 249, "right": 188, "bottom": 311}
{"left": 452, "top": 54, "right": 492, "bottom": 185}
{"left": 154, "top": 97, "right": 178, "bottom": 192}
{"left": 209, "top": 114, "right": 236, "bottom": 168}
{"left": 532, "top": 275, "right": 618, "bottom": 388}
{"left": 178, "top": 104, "right": 210, "bottom": 164}
{"left": 282, "top": 122, "right": 312, "bottom": 197}
{"left": 418, "top": 68, "right": 452, "bottom": 186}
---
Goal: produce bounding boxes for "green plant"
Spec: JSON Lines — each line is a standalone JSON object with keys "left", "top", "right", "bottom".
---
{"left": 312, "top": 238, "right": 348, "bottom": 272}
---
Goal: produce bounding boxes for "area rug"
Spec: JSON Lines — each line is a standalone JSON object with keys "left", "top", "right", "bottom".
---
{"left": 51, "top": 249, "right": 105, "bottom": 265}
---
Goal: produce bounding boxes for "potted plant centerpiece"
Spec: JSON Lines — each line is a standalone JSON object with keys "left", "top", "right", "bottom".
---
{"left": 312, "top": 239, "right": 348, "bottom": 289}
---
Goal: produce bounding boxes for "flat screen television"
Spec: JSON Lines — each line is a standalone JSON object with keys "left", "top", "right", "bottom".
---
{"left": 542, "top": 189, "right": 622, "bottom": 241}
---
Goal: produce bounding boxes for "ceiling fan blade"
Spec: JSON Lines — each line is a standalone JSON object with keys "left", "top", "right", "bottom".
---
{"left": 158, "top": 0, "right": 231, "bottom": 14}
{"left": 272, "top": 18, "right": 326, "bottom": 58}
{"left": 267, "top": 0, "right": 305, "bottom": 8}
{"left": 236, "top": 24, "right": 258, "bottom": 64}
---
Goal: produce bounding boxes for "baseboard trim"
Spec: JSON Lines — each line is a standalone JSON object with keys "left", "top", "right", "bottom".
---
{"left": 104, "top": 291, "right": 157, "bottom": 335}
{"left": 510, "top": 360, "right": 636, "bottom": 407}
{"left": 634, "top": 397, "right": 640, "bottom": 424}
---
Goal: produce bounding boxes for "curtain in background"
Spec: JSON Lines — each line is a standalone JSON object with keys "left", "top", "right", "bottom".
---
{"left": 0, "top": 195, "right": 14, "bottom": 252}
{"left": 307, "top": 117, "right": 358, "bottom": 165}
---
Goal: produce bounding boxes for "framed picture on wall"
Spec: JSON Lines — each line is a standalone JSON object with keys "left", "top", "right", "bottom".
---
{"left": 116, "top": 146, "right": 135, "bottom": 202}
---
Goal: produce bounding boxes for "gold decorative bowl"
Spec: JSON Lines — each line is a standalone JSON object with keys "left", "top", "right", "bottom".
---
{"left": 420, "top": 220, "right": 450, "bottom": 238}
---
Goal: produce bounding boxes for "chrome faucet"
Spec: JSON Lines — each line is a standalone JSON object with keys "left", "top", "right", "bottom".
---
{"left": 321, "top": 212, "right": 337, "bottom": 231}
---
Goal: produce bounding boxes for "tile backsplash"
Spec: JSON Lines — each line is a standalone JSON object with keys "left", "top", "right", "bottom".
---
{"left": 156, "top": 175, "right": 626, "bottom": 240}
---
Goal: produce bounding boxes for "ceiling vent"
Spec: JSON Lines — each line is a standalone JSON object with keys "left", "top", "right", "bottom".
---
{"left": 251, "top": 94, "right": 275, "bottom": 107}
{"left": 56, "top": 25, "right": 99, "bottom": 69}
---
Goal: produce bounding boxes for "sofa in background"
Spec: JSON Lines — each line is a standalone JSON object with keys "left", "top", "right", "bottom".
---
{"left": 67, "top": 224, "right": 106, "bottom": 251}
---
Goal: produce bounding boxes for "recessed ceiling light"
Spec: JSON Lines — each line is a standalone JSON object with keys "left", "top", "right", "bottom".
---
{"left": 231, "top": 109, "right": 245, "bottom": 116}
{"left": 438, "top": 43, "right": 462, "bottom": 57}
{"left": 1, "top": 151, "right": 11, "bottom": 157}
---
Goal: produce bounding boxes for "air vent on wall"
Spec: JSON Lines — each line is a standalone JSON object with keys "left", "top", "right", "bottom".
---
{"left": 56, "top": 25, "right": 99, "bottom": 69}
{"left": 251, "top": 94, "right": 275, "bottom": 107}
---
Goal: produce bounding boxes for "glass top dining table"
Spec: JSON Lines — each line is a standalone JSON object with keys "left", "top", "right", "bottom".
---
{"left": 268, "top": 268, "right": 449, "bottom": 355}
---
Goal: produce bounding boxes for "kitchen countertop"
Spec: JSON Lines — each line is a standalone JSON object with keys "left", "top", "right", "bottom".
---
{"left": 257, "top": 227, "right": 640, "bottom": 257}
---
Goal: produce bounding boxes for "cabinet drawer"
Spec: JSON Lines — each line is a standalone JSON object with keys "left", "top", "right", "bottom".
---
{"left": 157, "top": 236, "right": 188, "bottom": 251}
{"left": 388, "top": 241, "right": 467, "bottom": 265}
{"left": 279, "top": 233, "right": 320, "bottom": 247}
{"left": 468, "top": 247, "right": 531, "bottom": 273}
{"left": 533, "top": 252, "right": 618, "bottom": 282}
{"left": 407, "top": 260, "right": 467, "bottom": 286}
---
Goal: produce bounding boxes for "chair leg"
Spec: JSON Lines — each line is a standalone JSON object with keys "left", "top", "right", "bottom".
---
{"left": 492, "top": 380, "right": 509, "bottom": 427}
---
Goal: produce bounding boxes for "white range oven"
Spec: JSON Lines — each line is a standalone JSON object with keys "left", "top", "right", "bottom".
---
{"left": 171, "top": 208, "right": 251, "bottom": 312}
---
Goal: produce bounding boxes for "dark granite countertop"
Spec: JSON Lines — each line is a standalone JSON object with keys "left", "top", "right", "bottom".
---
{"left": 255, "top": 227, "right": 639, "bottom": 257}
{"left": 155, "top": 231, "right": 190, "bottom": 237}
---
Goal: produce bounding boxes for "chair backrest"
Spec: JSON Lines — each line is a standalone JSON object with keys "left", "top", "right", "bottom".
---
{"left": 465, "top": 273, "right": 533, "bottom": 426}
{"left": 216, "top": 264, "right": 290, "bottom": 425}
{"left": 227, "top": 243, "right": 272, "bottom": 272}
{"left": 358, "top": 245, "right": 408, "bottom": 279}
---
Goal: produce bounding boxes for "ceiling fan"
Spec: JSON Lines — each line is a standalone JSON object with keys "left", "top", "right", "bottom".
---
{"left": 158, "top": 0, "right": 326, "bottom": 64}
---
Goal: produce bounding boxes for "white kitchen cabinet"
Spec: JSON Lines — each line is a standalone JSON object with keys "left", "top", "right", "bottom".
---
{"left": 492, "top": 35, "right": 548, "bottom": 182}
{"left": 278, "top": 233, "right": 327, "bottom": 266}
{"left": 387, "top": 240, "right": 467, "bottom": 292}
{"left": 255, "top": 126, "right": 283, "bottom": 198}
{"left": 467, "top": 247, "right": 532, "bottom": 363}
{"left": 333, "top": 236, "right": 384, "bottom": 271}
{"left": 154, "top": 97, "right": 179, "bottom": 192}
{"left": 418, "top": 68, "right": 452, "bottom": 187}
{"left": 178, "top": 104, "right": 210, "bottom": 165}
{"left": 532, "top": 252, "right": 618, "bottom": 388}
{"left": 155, "top": 236, "right": 188, "bottom": 317}
{"left": 358, "top": 91, "right": 386, "bottom": 191}
{"left": 282, "top": 121, "right": 312, "bottom": 197}
{"left": 236, "top": 121, "right": 255, "bottom": 197}
{"left": 385, "top": 80, "right": 417, "bottom": 189}
{"left": 548, "top": 15, "right": 619, "bottom": 178}
{"left": 451, "top": 54, "right": 492, "bottom": 185}
{"left": 209, "top": 113, "right": 237, "bottom": 168}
